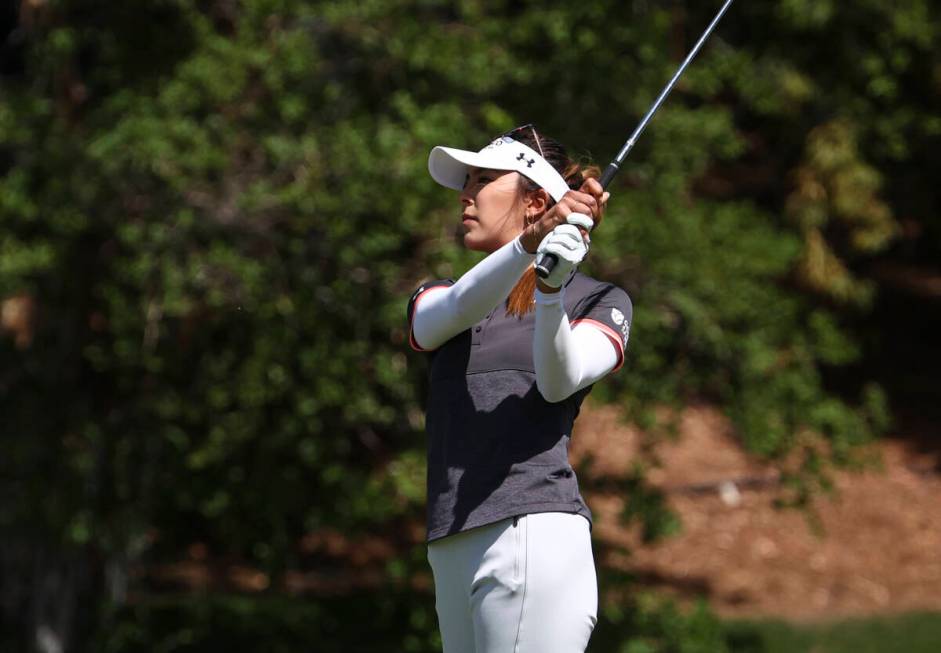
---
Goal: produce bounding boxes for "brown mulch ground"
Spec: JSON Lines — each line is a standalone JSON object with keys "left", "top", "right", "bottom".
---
{"left": 571, "top": 401, "right": 941, "bottom": 622}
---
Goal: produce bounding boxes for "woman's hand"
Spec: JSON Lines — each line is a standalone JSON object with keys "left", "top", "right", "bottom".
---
{"left": 520, "top": 177, "right": 610, "bottom": 254}
{"left": 534, "top": 214, "right": 594, "bottom": 289}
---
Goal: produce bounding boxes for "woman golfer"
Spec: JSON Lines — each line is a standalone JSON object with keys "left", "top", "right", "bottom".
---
{"left": 407, "top": 124, "right": 632, "bottom": 653}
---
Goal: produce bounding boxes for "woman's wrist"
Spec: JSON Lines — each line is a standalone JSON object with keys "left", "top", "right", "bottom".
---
{"left": 535, "top": 285, "right": 565, "bottom": 304}
{"left": 512, "top": 234, "right": 537, "bottom": 258}
{"left": 519, "top": 225, "right": 541, "bottom": 254}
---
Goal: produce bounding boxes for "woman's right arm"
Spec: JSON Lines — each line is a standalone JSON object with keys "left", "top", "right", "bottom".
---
{"left": 409, "top": 236, "right": 535, "bottom": 351}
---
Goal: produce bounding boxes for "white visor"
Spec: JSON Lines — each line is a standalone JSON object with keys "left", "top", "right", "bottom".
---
{"left": 428, "top": 136, "right": 571, "bottom": 203}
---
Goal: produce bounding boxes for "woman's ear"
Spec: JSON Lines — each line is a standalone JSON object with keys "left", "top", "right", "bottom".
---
{"left": 525, "top": 188, "right": 550, "bottom": 217}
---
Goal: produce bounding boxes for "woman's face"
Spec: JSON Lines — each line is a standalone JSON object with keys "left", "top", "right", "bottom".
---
{"left": 459, "top": 167, "right": 526, "bottom": 252}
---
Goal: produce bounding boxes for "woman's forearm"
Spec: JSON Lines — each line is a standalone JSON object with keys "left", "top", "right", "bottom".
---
{"left": 411, "top": 236, "right": 534, "bottom": 351}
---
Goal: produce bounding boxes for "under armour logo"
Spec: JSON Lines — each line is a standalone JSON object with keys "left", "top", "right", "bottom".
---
{"left": 517, "top": 152, "right": 535, "bottom": 168}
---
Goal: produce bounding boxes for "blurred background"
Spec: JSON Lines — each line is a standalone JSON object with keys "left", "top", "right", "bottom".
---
{"left": 1, "top": 1, "right": 939, "bottom": 651}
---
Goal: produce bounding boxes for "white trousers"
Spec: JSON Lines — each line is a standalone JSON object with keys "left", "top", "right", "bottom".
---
{"left": 427, "top": 512, "right": 598, "bottom": 653}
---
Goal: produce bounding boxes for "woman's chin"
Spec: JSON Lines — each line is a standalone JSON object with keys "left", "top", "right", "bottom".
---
{"left": 462, "top": 232, "right": 489, "bottom": 252}
{"left": 463, "top": 231, "right": 511, "bottom": 253}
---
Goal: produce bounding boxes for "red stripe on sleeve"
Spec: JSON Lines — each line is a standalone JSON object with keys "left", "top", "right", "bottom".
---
{"left": 408, "top": 285, "right": 450, "bottom": 352}
{"left": 570, "top": 318, "right": 625, "bottom": 372}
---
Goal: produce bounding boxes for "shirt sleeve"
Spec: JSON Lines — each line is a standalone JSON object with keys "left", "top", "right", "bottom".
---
{"left": 569, "top": 283, "right": 633, "bottom": 373}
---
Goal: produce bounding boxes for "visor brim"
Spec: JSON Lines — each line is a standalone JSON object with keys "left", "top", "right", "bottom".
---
{"left": 428, "top": 146, "right": 514, "bottom": 191}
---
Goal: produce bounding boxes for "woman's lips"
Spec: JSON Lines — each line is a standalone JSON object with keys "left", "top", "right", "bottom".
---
{"left": 461, "top": 213, "right": 477, "bottom": 224}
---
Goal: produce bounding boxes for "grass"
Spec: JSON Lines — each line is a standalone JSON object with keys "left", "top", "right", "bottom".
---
{"left": 723, "top": 611, "right": 941, "bottom": 653}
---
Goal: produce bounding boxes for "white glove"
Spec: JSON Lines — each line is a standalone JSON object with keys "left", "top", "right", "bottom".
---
{"left": 534, "top": 213, "right": 593, "bottom": 288}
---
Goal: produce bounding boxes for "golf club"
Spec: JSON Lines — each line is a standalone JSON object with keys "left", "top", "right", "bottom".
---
{"left": 534, "top": 0, "right": 735, "bottom": 279}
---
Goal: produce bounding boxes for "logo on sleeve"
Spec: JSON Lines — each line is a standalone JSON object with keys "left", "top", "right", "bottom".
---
{"left": 611, "top": 308, "right": 630, "bottom": 346}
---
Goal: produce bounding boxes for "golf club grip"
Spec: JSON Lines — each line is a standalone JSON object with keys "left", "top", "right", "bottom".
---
{"left": 534, "top": 252, "right": 557, "bottom": 279}
{"left": 599, "top": 162, "right": 620, "bottom": 190}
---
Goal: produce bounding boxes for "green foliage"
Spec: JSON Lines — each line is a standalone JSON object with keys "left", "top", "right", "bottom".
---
{"left": 87, "top": 592, "right": 736, "bottom": 653}
{"left": 91, "top": 592, "right": 441, "bottom": 653}
{"left": 619, "top": 466, "right": 683, "bottom": 543}
{"left": 593, "top": 595, "right": 731, "bottom": 653}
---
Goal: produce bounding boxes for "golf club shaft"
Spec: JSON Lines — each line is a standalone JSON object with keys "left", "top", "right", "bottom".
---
{"left": 535, "top": 0, "right": 734, "bottom": 279}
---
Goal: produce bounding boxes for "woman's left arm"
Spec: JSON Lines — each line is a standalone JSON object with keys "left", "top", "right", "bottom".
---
{"left": 532, "top": 289, "right": 624, "bottom": 403}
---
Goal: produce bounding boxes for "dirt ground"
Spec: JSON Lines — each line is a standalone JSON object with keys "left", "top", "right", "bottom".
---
{"left": 571, "top": 401, "right": 941, "bottom": 622}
